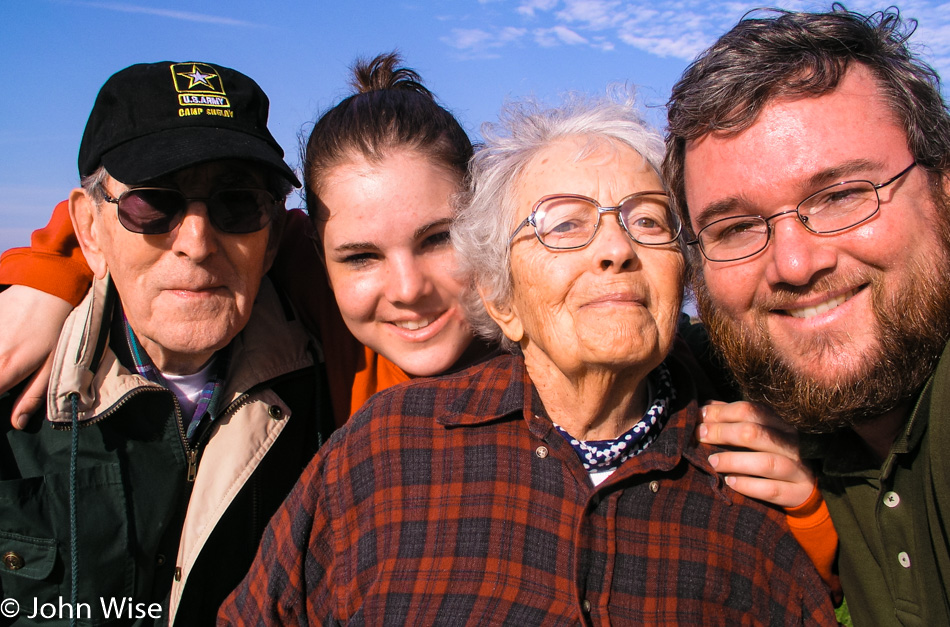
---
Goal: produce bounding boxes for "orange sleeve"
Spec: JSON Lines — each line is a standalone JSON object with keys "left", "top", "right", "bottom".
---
{"left": 0, "top": 200, "right": 93, "bottom": 305}
{"left": 785, "top": 485, "right": 841, "bottom": 601}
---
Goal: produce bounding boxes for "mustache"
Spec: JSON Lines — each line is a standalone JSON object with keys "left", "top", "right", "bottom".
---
{"left": 752, "top": 270, "right": 877, "bottom": 312}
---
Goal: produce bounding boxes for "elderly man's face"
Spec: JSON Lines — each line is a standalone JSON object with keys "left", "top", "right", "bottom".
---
{"left": 71, "top": 161, "right": 278, "bottom": 374}
{"left": 498, "top": 136, "right": 683, "bottom": 383}
{"left": 683, "top": 64, "right": 950, "bottom": 431}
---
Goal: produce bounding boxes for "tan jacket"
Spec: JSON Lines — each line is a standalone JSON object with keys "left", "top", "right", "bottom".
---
{"left": 41, "top": 275, "right": 324, "bottom": 624}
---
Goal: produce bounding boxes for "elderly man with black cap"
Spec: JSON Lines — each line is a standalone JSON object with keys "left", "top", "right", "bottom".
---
{"left": 0, "top": 61, "right": 331, "bottom": 625}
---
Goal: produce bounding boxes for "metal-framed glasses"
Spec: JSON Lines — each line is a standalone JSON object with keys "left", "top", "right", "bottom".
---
{"left": 102, "top": 187, "right": 277, "bottom": 235}
{"left": 688, "top": 162, "right": 917, "bottom": 262}
{"left": 508, "top": 191, "right": 682, "bottom": 250}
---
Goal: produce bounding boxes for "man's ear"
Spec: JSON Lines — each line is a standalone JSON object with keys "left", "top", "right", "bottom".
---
{"left": 479, "top": 287, "right": 524, "bottom": 344}
{"left": 941, "top": 170, "right": 950, "bottom": 202}
{"left": 68, "top": 188, "right": 109, "bottom": 279}
{"left": 261, "top": 202, "right": 286, "bottom": 275}
{"left": 262, "top": 241, "right": 279, "bottom": 276}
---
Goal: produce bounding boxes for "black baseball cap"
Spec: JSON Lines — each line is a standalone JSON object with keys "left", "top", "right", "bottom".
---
{"left": 78, "top": 61, "right": 300, "bottom": 187}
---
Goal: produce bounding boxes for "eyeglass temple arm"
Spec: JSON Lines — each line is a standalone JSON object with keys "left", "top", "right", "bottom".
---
{"left": 507, "top": 216, "right": 532, "bottom": 247}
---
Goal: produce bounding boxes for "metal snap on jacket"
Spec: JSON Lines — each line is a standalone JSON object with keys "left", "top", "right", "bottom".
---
{"left": 2, "top": 552, "right": 23, "bottom": 570}
{"left": 268, "top": 405, "right": 283, "bottom": 420}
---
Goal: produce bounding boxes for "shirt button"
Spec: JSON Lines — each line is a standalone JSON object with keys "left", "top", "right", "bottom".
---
{"left": 2, "top": 552, "right": 23, "bottom": 570}
{"left": 535, "top": 446, "right": 549, "bottom": 458}
{"left": 898, "top": 552, "right": 911, "bottom": 568}
{"left": 883, "top": 491, "right": 900, "bottom": 508}
{"left": 582, "top": 599, "right": 591, "bottom": 612}
{"left": 649, "top": 481, "right": 659, "bottom": 493}
{"left": 156, "top": 554, "right": 165, "bottom": 566}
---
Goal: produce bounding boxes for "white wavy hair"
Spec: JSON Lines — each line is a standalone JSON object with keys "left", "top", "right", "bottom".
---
{"left": 452, "top": 88, "right": 671, "bottom": 351}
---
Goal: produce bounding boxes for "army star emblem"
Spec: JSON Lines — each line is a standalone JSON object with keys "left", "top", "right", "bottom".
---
{"left": 178, "top": 64, "right": 217, "bottom": 89}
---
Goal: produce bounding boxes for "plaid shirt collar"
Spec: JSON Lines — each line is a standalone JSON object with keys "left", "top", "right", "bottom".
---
{"left": 437, "top": 351, "right": 714, "bottom": 482}
{"left": 120, "top": 307, "right": 231, "bottom": 442}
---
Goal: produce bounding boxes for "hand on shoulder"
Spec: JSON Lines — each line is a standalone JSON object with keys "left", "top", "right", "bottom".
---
{"left": 697, "top": 400, "right": 816, "bottom": 509}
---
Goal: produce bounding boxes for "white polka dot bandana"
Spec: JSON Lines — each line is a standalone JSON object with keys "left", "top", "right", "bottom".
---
{"left": 554, "top": 363, "right": 674, "bottom": 473}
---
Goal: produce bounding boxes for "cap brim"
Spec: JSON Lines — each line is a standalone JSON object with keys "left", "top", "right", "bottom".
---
{"left": 100, "top": 126, "right": 300, "bottom": 187}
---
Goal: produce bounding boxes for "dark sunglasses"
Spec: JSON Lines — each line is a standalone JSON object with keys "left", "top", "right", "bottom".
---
{"left": 102, "top": 187, "right": 277, "bottom": 235}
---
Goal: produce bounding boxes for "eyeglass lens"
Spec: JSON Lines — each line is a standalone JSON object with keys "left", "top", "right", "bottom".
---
{"left": 535, "top": 194, "right": 678, "bottom": 249}
{"left": 115, "top": 188, "right": 274, "bottom": 235}
{"left": 799, "top": 181, "right": 879, "bottom": 228}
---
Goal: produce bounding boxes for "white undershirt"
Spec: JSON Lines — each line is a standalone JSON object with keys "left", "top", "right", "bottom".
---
{"left": 162, "top": 360, "right": 215, "bottom": 418}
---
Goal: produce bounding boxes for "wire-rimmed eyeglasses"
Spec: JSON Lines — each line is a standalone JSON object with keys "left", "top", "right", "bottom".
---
{"left": 508, "top": 191, "right": 682, "bottom": 250}
{"left": 687, "top": 162, "right": 917, "bottom": 262}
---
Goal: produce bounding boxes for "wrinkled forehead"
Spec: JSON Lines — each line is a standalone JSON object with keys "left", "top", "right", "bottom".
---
{"left": 514, "top": 137, "right": 660, "bottom": 211}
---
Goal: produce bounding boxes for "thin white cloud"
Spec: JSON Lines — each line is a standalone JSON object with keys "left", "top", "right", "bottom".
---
{"left": 614, "top": 5, "right": 729, "bottom": 61}
{"left": 443, "top": 0, "right": 950, "bottom": 78}
{"left": 535, "top": 25, "right": 588, "bottom": 46}
{"left": 556, "top": 0, "right": 626, "bottom": 30}
{"left": 589, "top": 35, "right": 615, "bottom": 52}
{"left": 59, "top": 1, "right": 262, "bottom": 27}
{"left": 442, "top": 26, "right": 528, "bottom": 57}
{"left": 447, "top": 28, "right": 497, "bottom": 50}
{"left": 518, "top": 0, "right": 559, "bottom": 18}
{"left": 499, "top": 26, "right": 530, "bottom": 41}
{"left": 619, "top": 30, "right": 709, "bottom": 60}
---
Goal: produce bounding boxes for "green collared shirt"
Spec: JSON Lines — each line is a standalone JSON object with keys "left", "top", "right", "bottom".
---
{"left": 803, "top": 342, "right": 950, "bottom": 626}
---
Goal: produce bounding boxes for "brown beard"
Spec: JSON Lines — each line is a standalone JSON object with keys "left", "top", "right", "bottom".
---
{"left": 695, "top": 185, "right": 950, "bottom": 434}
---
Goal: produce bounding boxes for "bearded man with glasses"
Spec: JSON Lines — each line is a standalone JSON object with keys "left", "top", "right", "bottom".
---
{"left": 666, "top": 6, "right": 950, "bottom": 625}
{"left": 0, "top": 62, "right": 332, "bottom": 625}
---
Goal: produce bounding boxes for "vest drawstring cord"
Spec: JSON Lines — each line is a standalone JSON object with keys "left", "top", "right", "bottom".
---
{"left": 68, "top": 392, "right": 80, "bottom": 627}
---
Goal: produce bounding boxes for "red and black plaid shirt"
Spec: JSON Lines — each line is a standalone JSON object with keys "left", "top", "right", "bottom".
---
{"left": 220, "top": 351, "right": 836, "bottom": 625}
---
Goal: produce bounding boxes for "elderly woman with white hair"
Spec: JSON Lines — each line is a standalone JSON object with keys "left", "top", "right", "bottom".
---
{"left": 221, "top": 94, "right": 837, "bottom": 625}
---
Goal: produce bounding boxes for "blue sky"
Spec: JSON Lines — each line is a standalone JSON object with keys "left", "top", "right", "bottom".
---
{"left": 2, "top": 0, "right": 949, "bottom": 252}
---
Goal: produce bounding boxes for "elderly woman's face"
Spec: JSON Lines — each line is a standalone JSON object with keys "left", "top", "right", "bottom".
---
{"left": 498, "top": 137, "right": 684, "bottom": 377}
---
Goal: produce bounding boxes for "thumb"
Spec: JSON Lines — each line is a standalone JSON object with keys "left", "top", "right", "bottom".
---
{"left": 11, "top": 354, "right": 54, "bottom": 430}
